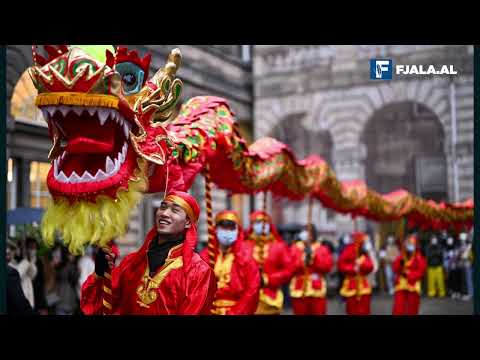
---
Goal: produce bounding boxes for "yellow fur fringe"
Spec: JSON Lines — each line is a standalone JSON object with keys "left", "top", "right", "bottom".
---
{"left": 41, "top": 160, "right": 148, "bottom": 255}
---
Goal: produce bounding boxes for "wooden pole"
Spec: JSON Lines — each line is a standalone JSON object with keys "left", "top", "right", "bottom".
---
{"left": 204, "top": 164, "right": 216, "bottom": 268}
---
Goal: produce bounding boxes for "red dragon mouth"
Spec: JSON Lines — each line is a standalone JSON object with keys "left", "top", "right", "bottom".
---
{"left": 41, "top": 104, "right": 139, "bottom": 199}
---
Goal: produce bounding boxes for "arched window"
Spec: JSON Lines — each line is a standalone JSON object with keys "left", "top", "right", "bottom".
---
{"left": 10, "top": 70, "right": 47, "bottom": 126}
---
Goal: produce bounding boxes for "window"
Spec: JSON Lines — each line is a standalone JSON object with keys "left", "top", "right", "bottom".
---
{"left": 7, "top": 158, "right": 16, "bottom": 210}
{"left": 10, "top": 70, "right": 47, "bottom": 127}
{"left": 29, "top": 161, "right": 51, "bottom": 209}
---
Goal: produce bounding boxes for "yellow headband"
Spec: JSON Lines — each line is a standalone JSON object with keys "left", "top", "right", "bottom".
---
{"left": 215, "top": 212, "right": 239, "bottom": 224}
{"left": 164, "top": 194, "right": 198, "bottom": 224}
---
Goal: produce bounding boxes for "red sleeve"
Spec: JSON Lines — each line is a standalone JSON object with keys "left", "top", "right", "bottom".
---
{"left": 407, "top": 254, "right": 427, "bottom": 284}
{"left": 337, "top": 249, "right": 356, "bottom": 276}
{"left": 289, "top": 245, "right": 304, "bottom": 277}
{"left": 178, "top": 259, "right": 217, "bottom": 315}
{"left": 199, "top": 248, "right": 209, "bottom": 263}
{"left": 265, "top": 243, "right": 297, "bottom": 288}
{"left": 312, "top": 246, "right": 333, "bottom": 274}
{"left": 228, "top": 257, "right": 260, "bottom": 315}
{"left": 392, "top": 255, "right": 403, "bottom": 274}
{"left": 80, "top": 260, "right": 123, "bottom": 315}
{"left": 359, "top": 255, "right": 374, "bottom": 275}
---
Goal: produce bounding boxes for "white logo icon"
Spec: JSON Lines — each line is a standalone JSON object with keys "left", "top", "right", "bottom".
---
{"left": 375, "top": 60, "right": 391, "bottom": 79}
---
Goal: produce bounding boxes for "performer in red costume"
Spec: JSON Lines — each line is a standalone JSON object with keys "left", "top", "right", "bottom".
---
{"left": 289, "top": 225, "right": 333, "bottom": 315}
{"left": 81, "top": 190, "right": 217, "bottom": 315}
{"left": 244, "top": 211, "right": 297, "bottom": 315}
{"left": 200, "top": 210, "right": 260, "bottom": 315}
{"left": 392, "top": 234, "right": 427, "bottom": 315}
{"left": 338, "top": 232, "right": 374, "bottom": 315}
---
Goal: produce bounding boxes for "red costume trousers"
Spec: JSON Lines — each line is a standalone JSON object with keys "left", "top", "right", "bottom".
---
{"left": 392, "top": 290, "right": 420, "bottom": 315}
{"left": 291, "top": 297, "right": 327, "bottom": 315}
{"left": 345, "top": 295, "right": 371, "bottom": 315}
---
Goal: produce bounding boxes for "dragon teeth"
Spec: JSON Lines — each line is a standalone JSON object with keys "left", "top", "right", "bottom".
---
{"left": 57, "top": 171, "right": 68, "bottom": 182}
{"left": 123, "top": 122, "right": 130, "bottom": 138}
{"left": 59, "top": 105, "right": 70, "bottom": 117}
{"left": 41, "top": 108, "right": 50, "bottom": 120}
{"left": 105, "top": 156, "right": 115, "bottom": 174}
{"left": 69, "top": 171, "right": 81, "bottom": 183}
{"left": 98, "top": 109, "right": 110, "bottom": 125}
{"left": 54, "top": 159, "right": 58, "bottom": 177}
{"left": 73, "top": 107, "right": 84, "bottom": 116}
{"left": 79, "top": 170, "right": 95, "bottom": 182}
{"left": 94, "top": 169, "right": 108, "bottom": 181}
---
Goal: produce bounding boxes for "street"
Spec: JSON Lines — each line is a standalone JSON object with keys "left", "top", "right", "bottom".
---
{"left": 282, "top": 295, "right": 473, "bottom": 315}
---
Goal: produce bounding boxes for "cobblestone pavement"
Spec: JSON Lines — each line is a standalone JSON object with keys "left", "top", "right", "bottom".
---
{"left": 282, "top": 294, "right": 473, "bottom": 315}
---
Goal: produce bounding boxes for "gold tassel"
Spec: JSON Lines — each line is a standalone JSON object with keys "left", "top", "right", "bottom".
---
{"left": 35, "top": 93, "right": 119, "bottom": 109}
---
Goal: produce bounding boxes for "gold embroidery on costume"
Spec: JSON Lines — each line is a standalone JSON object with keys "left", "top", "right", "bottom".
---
{"left": 214, "top": 250, "right": 235, "bottom": 289}
{"left": 136, "top": 246, "right": 183, "bottom": 308}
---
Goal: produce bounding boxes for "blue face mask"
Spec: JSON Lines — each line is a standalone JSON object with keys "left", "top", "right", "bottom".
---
{"left": 298, "top": 230, "right": 309, "bottom": 242}
{"left": 253, "top": 222, "right": 270, "bottom": 235}
{"left": 406, "top": 244, "right": 415, "bottom": 253}
{"left": 362, "top": 242, "right": 371, "bottom": 252}
{"left": 216, "top": 228, "right": 238, "bottom": 246}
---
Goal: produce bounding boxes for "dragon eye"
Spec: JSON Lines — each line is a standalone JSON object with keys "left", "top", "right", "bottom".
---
{"left": 116, "top": 62, "right": 145, "bottom": 95}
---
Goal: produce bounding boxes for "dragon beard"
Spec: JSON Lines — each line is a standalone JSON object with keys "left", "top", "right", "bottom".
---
{"left": 41, "top": 160, "right": 148, "bottom": 255}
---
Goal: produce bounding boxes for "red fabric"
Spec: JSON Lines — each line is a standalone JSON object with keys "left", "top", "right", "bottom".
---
{"left": 243, "top": 237, "right": 295, "bottom": 304}
{"left": 81, "top": 226, "right": 217, "bottom": 315}
{"left": 337, "top": 244, "right": 374, "bottom": 297}
{"left": 345, "top": 295, "right": 371, "bottom": 315}
{"left": 291, "top": 297, "right": 327, "bottom": 315}
{"left": 200, "top": 240, "right": 260, "bottom": 315}
{"left": 392, "top": 252, "right": 427, "bottom": 287}
{"left": 338, "top": 244, "right": 374, "bottom": 276}
{"left": 289, "top": 242, "right": 333, "bottom": 296}
{"left": 393, "top": 291, "right": 420, "bottom": 315}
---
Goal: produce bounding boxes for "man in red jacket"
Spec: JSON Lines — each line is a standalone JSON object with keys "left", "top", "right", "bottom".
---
{"left": 244, "top": 211, "right": 297, "bottom": 315}
{"left": 81, "top": 190, "right": 217, "bottom": 315}
{"left": 392, "top": 234, "right": 427, "bottom": 315}
{"left": 289, "top": 224, "right": 333, "bottom": 315}
{"left": 338, "top": 232, "right": 374, "bottom": 315}
{"left": 200, "top": 210, "right": 260, "bottom": 315}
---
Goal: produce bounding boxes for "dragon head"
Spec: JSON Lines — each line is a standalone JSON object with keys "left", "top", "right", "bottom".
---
{"left": 29, "top": 45, "right": 183, "bottom": 253}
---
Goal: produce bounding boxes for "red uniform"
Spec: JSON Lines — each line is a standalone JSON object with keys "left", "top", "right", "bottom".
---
{"left": 200, "top": 210, "right": 260, "bottom": 315}
{"left": 200, "top": 242, "right": 260, "bottom": 315}
{"left": 244, "top": 211, "right": 295, "bottom": 315}
{"left": 81, "top": 191, "right": 217, "bottom": 315}
{"left": 338, "top": 233, "right": 374, "bottom": 315}
{"left": 392, "top": 241, "right": 427, "bottom": 315}
{"left": 289, "top": 241, "right": 333, "bottom": 315}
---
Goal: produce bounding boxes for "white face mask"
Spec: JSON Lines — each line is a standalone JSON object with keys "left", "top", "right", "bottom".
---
{"left": 431, "top": 237, "right": 438, "bottom": 245}
{"left": 216, "top": 228, "right": 238, "bottom": 246}
{"left": 387, "top": 236, "right": 394, "bottom": 245}
{"left": 363, "top": 241, "right": 372, "bottom": 252}
{"left": 447, "top": 237, "right": 454, "bottom": 246}
{"left": 406, "top": 244, "right": 415, "bottom": 253}
{"left": 459, "top": 233, "right": 467, "bottom": 242}
{"left": 253, "top": 222, "right": 270, "bottom": 235}
{"left": 343, "top": 235, "right": 352, "bottom": 245}
{"left": 298, "top": 230, "right": 309, "bottom": 242}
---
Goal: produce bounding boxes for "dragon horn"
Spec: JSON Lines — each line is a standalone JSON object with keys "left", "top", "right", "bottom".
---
{"left": 164, "top": 48, "right": 182, "bottom": 76}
